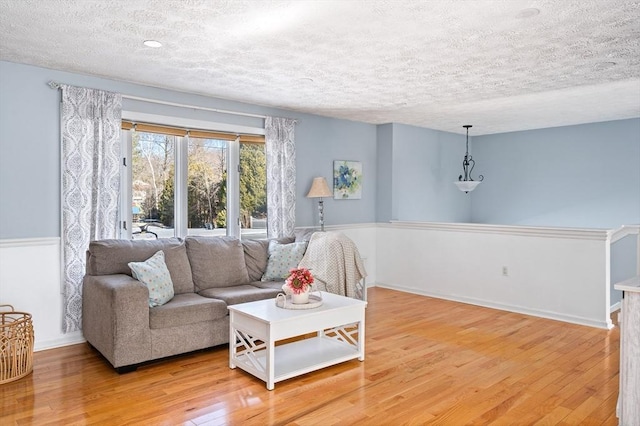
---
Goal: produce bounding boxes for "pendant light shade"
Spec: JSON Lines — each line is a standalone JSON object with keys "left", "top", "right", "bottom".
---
{"left": 454, "top": 180, "right": 482, "bottom": 192}
{"left": 454, "top": 125, "right": 484, "bottom": 193}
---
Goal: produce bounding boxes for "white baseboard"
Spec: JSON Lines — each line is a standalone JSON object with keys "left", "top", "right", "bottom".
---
{"left": 34, "top": 331, "right": 85, "bottom": 352}
{"left": 610, "top": 301, "right": 622, "bottom": 313}
{"left": 376, "top": 282, "right": 612, "bottom": 330}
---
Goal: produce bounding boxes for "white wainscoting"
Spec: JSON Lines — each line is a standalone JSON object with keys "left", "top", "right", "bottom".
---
{"left": 0, "top": 222, "right": 611, "bottom": 353}
{"left": 376, "top": 221, "right": 612, "bottom": 329}
{"left": 0, "top": 226, "right": 378, "bottom": 352}
{"left": 0, "top": 238, "right": 84, "bottom": 351}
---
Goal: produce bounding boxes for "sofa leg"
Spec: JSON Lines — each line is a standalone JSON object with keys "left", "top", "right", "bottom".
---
{"left": 115, "top": 365, "right": 138, "bottom": 374}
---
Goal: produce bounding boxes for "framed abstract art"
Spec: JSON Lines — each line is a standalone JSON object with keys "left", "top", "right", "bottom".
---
{"left": 333, "top": 160, "right": 362, "bottom": 199}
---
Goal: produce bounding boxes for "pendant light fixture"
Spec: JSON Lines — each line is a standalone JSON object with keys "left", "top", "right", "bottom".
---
{"left": 454, "top": 125, "right": 484, "bottom": 193}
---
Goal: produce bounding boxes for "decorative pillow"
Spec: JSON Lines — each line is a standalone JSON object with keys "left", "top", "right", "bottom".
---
{"left": 261, "top": 241, "right": 308, "bottom": 281}
{"left": 128, "top": 250, "right": 174, "bottom": 307}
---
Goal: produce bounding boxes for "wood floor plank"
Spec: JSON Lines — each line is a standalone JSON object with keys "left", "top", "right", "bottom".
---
{"left": 531, "top": 405, "right": 573, "bottom": 426}
{"left": 0, "top": 287, "right": 620, "bottom": 425}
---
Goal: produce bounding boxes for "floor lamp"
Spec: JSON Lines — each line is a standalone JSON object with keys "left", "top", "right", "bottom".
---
{"left": 306, "top": 177, "right": 332, "bottom": 231}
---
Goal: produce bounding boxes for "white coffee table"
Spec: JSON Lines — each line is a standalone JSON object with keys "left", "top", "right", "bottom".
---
{"left": 228, "top": 292, "right": 367, "bottom": 390}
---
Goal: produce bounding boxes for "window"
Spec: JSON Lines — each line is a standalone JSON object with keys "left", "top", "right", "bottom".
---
{"left": 186, "top": 137, "right": 227, "bottom": 236}
{"left": 130, "top": 131, "right": 176, "bottom": 239}
{"left": 239, "top": 142, "right": 268, "bottom": 238}
{"left": 120, "top": 115, "right": 266, "bottom": 240}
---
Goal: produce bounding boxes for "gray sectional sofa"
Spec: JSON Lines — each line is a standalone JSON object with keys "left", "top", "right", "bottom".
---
{"left": 82, "top": 235, "right": 294, "bottom": 372}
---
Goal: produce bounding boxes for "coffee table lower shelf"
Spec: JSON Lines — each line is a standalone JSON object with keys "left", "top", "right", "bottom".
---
{"left": 232, "top": 336, "right": 362, "bottom": 389}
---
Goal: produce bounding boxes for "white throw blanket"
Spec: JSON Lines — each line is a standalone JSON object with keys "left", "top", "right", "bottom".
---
{"left": 298, "top": 231, "right": 367, "bottom": 299}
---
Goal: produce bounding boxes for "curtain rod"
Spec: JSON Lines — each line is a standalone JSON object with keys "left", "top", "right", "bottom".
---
{"left": 47, "top": 81, "right": 267, "bottom": 120}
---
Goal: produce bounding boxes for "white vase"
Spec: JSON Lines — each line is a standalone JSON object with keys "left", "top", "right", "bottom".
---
{"left": 291, "top": 290, "right": 310, "bottom": 304}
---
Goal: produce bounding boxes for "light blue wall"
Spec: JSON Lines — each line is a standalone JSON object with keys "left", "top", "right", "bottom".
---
{"left": 0, "top": 62, "right": 62, "bottom": 239}
{"left": 3, "top": 60, "right": 638, "bottom": 239}
{"left": 0, "top": 61, "right": 377, "bottom": 239}
{"left": 376, "top": 124, "right": 394, "bottom": 223}
{"left": 471, "top": 119, "right": 640, "bottom": 228}
{"left": 384, "top": 123, "right": 471, "bottom": 223}
{"left": 296, "top": 115, "right": 377, "bottom": 228}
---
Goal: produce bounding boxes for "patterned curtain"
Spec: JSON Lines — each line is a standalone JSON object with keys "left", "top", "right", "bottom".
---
{"left": 60, "top": 85, "right": 122, "bottom": 332}
{"left": 265, "top": 117, "right": 297, "bottom": 238}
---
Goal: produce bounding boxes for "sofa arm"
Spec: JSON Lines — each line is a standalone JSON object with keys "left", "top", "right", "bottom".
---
{"left": 82, "top": 274, "right": 152, "bottom": 369}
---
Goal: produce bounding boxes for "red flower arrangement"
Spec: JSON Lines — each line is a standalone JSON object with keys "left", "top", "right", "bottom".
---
{"left": 285, "top": 267, "right": 314, "bottom": 294}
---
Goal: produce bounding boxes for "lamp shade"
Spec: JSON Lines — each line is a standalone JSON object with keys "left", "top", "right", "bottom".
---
{"left": 307, "top": 177, "right": 332, "bottom": 198}
{"left": 454, "top": 180, "right": 481, "bottom": 193}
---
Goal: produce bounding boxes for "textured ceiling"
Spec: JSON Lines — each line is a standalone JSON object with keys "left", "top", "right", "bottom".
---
{"left": 1, "top": 0, "right": 639, "bottom": 135}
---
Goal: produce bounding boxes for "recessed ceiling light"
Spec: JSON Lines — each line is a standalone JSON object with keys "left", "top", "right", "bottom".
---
{"left": 516, "top": 8, "right": 540, "bottom": 19}
{"left": 143, "top": 40, "right": 162, "bottom": 48}
{"left": 594, "top": 61, "right": 617, "bottom": 70}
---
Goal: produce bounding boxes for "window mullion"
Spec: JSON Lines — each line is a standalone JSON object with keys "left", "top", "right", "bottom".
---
{"left": 174, "top": 135, "right": 189, "bottom": 238}
{"left": 227, "top": 137, "right": 240, "bottom": 238}
{"left": 119, "top": 130, "right": 133, "bottom": 239}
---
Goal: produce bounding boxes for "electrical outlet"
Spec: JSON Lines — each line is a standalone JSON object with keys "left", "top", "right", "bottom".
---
{"left": 502, "top": 266, "right": 509, "bottom": 276}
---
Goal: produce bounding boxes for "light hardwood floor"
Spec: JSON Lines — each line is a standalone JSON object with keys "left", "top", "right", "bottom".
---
{"left": 1, "top": 288, "right": 620, "bottom": 425}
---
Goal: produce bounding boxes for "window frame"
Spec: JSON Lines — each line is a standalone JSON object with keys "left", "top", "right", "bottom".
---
{"left": 120, "top": 111, "right": 265, "bottom": 240}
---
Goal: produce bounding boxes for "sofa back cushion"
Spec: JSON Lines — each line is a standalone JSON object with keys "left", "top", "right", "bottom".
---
{"left": 242, "top": 239, "right": 269, "bottom": 282}
{"left": 186, "top": 236, "right": 250, "bottom": 291}
{"left": 86, "top": 238, "right": 195, "bottom": 294}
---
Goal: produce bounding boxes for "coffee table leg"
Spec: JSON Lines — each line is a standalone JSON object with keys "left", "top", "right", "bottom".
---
{"left": 358, "top": 320, "right": 365, "bottom": 361}
{"left": 267, "top": 338, "right": 275, "bottom": 390}
{"left": 229, "top": 313, "right": 236, "bottom": 369}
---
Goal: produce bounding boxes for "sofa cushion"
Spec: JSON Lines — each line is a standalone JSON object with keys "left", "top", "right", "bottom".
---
{"left": 295, "top": 228, "right": 315, "bottom": 242}
{"left": 128, "top": 250, "right": 175, "bottom": 307}
{"left": 86, "top": 238, "right": 195, "bottom": 294}
{"left": 163, "top": 243, "right": 196, "bottom": 294}
{"left": 278, "top": 236, "right": 296, "bottom": 245}
{"left": 242, "top": 239, "right": 270, "bottom": 282}
{"left": 261, "top": 240, "right": 308, "bottom": 281}
{"left": 149, "top": 293, "right": 228, "bottom": 330}
{"left": 186, "top": 236, "right": 250, "bottom": 291}
{"left": 250, "top": 280, "right": 285, "bottom": 292}
{"left": 198, "top": 285, "right": 280, "bottom": 305}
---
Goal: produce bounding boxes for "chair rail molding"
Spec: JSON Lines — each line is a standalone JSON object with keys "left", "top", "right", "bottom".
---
{"left": 385, "top": 220, "right": 610, "bottom": 240}
{"left": 0, "top": 236, "right": 60, "bottom": 248}
{"left": 608, "top": 224, "right": 640, "bottom": 244}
